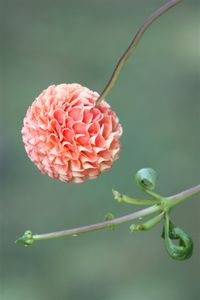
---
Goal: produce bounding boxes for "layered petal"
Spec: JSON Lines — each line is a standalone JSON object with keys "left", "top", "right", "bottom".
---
{"left": 21, "top": 83, "right": 122, "bottom": 183}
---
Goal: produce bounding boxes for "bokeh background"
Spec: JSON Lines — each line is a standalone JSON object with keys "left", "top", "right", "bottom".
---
{"left": 1, "top": 0, "right": 200, "bottom": 299}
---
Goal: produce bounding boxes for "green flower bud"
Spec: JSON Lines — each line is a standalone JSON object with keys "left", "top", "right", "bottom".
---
{"left": 16, "top": 230, "right": 34, "bottom": 247}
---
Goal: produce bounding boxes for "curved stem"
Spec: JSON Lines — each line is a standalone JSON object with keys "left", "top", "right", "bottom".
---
{"left": 142, "top": 189, "right": 164, "bottom": 202}
{"left": 32, "top": 205, "right": 160, "bottom": 242}
{"left": 95, "top": 0, "right": 182, "bottom": 106}
{"left": 16, "top": 183, "right": 200, "bottom": 246}
{"left": 32, "top": 183, "right": 200, "bottom": 242}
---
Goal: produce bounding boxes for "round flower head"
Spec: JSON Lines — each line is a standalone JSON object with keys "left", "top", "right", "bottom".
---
{"left": 22, "top": 83, "right": 122, "bottom": 183}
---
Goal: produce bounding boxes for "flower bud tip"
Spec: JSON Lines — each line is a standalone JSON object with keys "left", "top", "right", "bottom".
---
{"left": 15, "top": 230, "right": 34, "bottom": 247}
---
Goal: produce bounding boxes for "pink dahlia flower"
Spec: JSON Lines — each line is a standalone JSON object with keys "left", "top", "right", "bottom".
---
{"left": 21, "top": 83, "right": 122, "bottom": 183}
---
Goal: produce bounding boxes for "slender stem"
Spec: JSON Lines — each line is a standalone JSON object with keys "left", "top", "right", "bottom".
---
{"left": 130, "top": 212, "right": 164, "bottom": 232}
{"left": 95, "top": 0, "right": 182, "bottom": 106}
{"left": 35, "top": 183, "right": 200, "bottom": 241}
{"left": 168, "top": 184, "right": 200, "bottom": 207}
{"left": 143, "top": 189, "right": 164, "bottom": 202}
{"left": 17, "top": 183, "right": 200, "bottom": 246}
{"left": 33, "top": 205, "right": 160, "bottom": 241}
{"left": 116, "top": 195, "right": 158, "bottom": 206}
{"left": 112, "top": 189, "right": 159, "bottom": 205}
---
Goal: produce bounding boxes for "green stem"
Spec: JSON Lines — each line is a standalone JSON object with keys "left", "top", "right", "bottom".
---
{"left": 115, "top": 195, "right": 158, "bottom": 206}
{"left": 95, "top": 0, "right": 182, "bottom": 106}
{"left": 112, "top": 189, "right": 159, "bottom": 205}
{"left": 142, "top": 189, "right": 164, "bottom": 202}
{"left": 130, "top": 212, "right": 164, "bottom": 232}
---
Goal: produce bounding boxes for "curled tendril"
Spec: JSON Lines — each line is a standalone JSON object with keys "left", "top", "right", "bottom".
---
{"left": 162, "top": 213, "right": 193, "bottom": 260}
{"left": 135, "top": 168, "right": 157, "bottom": 191}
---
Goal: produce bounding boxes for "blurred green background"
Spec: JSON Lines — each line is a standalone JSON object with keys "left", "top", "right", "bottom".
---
{"left": 1, "top": 0, "right": 200, "bottom": 299}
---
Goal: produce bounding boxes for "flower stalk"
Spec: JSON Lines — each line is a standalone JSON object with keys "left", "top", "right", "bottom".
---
{"left": 21, "top": 205, "right": 160, "bottom": 245}
{"left": 96, "top": 0, "right": 182, "bottom": 106}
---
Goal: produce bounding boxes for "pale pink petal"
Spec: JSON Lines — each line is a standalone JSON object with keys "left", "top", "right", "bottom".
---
{"left": 72, "top": 122, "right": 87, "bottom": 134}
{"left": 68, "top": 107, "right": 83, "bottom": 122}
{"left": 53, "top": 109, "right": 66, "bottom": 125}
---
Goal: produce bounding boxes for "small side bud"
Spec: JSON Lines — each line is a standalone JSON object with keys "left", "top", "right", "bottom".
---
{"left": 104, "top": 212, "right": 115, "bottom": 230}
{"left": 104, "top": 212, "right": 115, "bottom": 221}
{"left": 15, "top": 230, "right": 34, "bottom": 247}
{"left": 130, "top": 224, "right": 140, "bottom": 232}
{"left": 135, "top": 168, "right": 157, "bottom": 191}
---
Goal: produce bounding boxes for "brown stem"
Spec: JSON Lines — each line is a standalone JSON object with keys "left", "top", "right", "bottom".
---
{"left": 95, "top": 0, "right": 182, "bottom": 106}
{"left": 168, "top": 184, "right": 200, "bottom": 207}
{"left": 33, "top": 205, "right": 160, "bottom": 241}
